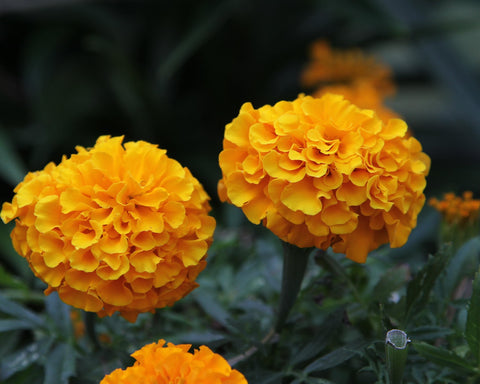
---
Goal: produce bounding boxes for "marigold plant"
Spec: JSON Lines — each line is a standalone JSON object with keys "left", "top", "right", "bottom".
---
{"left": 218, "top": 93, "right": 430, "bottom": 263}
{"left": 1, "top": 135, "right": 215, "bottom": 322}
{"left": 100, "top": 339, "right": 248, "bottom": 384}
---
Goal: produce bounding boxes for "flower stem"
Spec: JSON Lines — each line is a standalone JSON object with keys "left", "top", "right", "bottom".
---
{"left": 275, "top": 242, "right": 312, "bottom": 332}
{"left": 228, "top": 327, "right": 277, "bottom": 367}
{"left": 385, "top": 329, "right": 410, "bottom": 384}
{"left": 85, "top": 312, "right": 101, "bottom": 351}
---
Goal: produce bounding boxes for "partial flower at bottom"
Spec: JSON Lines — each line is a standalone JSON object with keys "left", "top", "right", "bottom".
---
{"left": 218, "top": 93, "right": 430, "bottom": 263}
{"left": 99, "top": 339, "right": 248, "bottom": 384}
{"left": 1, "top": 136, "right": 216, "bottom": 322}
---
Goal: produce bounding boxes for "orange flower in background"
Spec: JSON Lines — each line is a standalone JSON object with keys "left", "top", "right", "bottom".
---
{"left": 100, "top": 339, "right": 248, "bottom": 384}
{"left": 301, "top": 40, "right": 395, "bottom": 98}
{"left": 1, "top": 136, "right": 215, "bottom": 322}
{"left": 218, "top": 94, "right": 430, "bottom": 263}
{"left": 429, "top": 191, "right": 480, "bottom": 226}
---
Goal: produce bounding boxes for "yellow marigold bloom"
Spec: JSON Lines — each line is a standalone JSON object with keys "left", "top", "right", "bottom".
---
{"left": 301, "top": 40, "right": 395, "bottom": 98}
{"left": 429, "top": 192, "right": 480, "bottom": 226}
{"left": 218, "top": 94, "right": 430, "bottom": 263}
{"left": 100, "top": 339, "right": 248, "bottom": 384}
{"left": 312, "top": 80, "right": 400, "bottom": 123}
{"left": 1, "top": 136, "right": 215, "bottom": 322}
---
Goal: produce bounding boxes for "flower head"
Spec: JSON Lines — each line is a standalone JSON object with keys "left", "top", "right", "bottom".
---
{"left": 218, "top": 94, "right": 430, "bottom": 263}
{"left": 100, "top": 339, "right": 248, "bottom": 384}
{"left": 1, "top": 136, "right": 215, "bottom": 322}
{"left": 301, "top": 40, "right": 395, "bottom": 98}
{"left": 429, "top": 191, "right": 480, "bottom": 226}
{"left": 312, "top": 80, "right": 400, "bottom": 123}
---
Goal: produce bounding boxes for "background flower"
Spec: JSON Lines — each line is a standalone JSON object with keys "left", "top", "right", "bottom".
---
{"left": 218, "top": 93, "right": 430, "bottom": 263}
{"left": 429, "top": 191, "right": 480, "bottom": 226}
{"left": 100, "top": 339, "right": 248, "bottom": 384}
{"left": 301, "top": 40, "right": 395, "bottom": 98}
{"left": 1, "top": 135, "right": 215, "bottom": 322}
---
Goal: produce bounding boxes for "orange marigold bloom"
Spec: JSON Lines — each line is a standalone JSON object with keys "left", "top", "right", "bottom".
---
{"left": 301, "top": 40, "right": 395, "bottom": 98}
{"left": 218, "top": 94, "right": 430, "bottom": 263}
{"left": 1, "top": 136, "right": 215, "bottom": 322}
{"left": 312, "top": 80, "right": 400, "bottom": 123}
{"left": 100, "top": 339, "right": 248, "bottom": 384}
{"left": 429, "top": 191, "right": 480, "bottom": 226}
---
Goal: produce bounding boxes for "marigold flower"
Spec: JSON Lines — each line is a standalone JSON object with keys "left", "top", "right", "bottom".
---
{"left": 1, "top": 136, "right": 215, "bottom": 322}
{"left": 100, "top": 339, "right": 248, "bottom": 384}
{"left": 218, "top": 94, "right": 430, "bottom": 263}
{"left": 312, "top": 80, "right": 400, "bottom": 123}
{"left": 429, "top": 191, "right": 480, "bottom": 226}
{"left": 301, "top": 40, "right": 395, "bottom": 98}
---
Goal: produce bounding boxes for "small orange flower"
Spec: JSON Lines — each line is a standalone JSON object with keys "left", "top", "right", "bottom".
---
{"left": 218, "top": 94, "right": 430, "bottom": 263}
{"left": 1, "top": 136, "right": 215, "bottom": 322}
{"left": 100, "top": 339, "right": 248, "bottom": 384}
{"left": 301, "top": 40, "right": 395, "bottom": 98}
{"left": 429, "top": 191, "right": 480, "bottom": 226}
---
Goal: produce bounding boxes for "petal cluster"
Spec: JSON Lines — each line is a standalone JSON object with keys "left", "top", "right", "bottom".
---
{"left": 429, "top": 191, "right": 480, "bottom": 226}
{"left": 100, "top": 339, "right": 248, "bottom": 384}
{"left": 1, "top": 136, "right": 215, "bottom": 322}
{"left": 218, "top": 94, "right": 430, "bottom": 262}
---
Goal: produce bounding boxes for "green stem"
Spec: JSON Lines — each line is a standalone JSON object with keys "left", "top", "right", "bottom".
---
{"left": 275, "top": 242, "right": 312, "bottom": 332}
{"left": 85, "top": 312, "right": 101, "bottom": 351}
{"left": 385, "top": 329, "right": 410, "bottom": 384}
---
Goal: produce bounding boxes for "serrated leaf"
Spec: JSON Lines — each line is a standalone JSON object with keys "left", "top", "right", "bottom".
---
{"left": 304, "top": 339, "right": 367, "bottom": 374}
{"left": 44, "top": 343, "right": 76, "bottom": 384}
{"left": 466, "top": 270, "right": 480, "bottom": 365}
{"left": 405, "top": 245, "right": 451, "bottom": 323}
{"left": 0, "top": 339, "right": 53, "bottom": 380}
{"left": 413, "top": 341, "right": 478, "bottom": 374}
{"left": 0, "top": 294, "right": 45, "bottom": 328}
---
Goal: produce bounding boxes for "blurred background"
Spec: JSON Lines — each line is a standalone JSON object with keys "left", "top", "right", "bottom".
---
{"left": 1, "top": 0, "right": 480, "bottom": 214}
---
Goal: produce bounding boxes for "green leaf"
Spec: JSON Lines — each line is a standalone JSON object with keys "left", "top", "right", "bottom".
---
{"left": 443, "top": 236, "right": 480, "bottom": 297}
{"left": 0, "top": 294, "right": 45, "bottom": 328}
{"left": 405, "top": 245, "right": 451, "bottom": 323}
{"left": 0, "top": 263, "right": 29, "bottom": 290}
{"left": 192, "top": 290, "right": 233, "bottom": 330}
{"left": 291, "top": 311, "right": 342, "bottom": 366}
{"left": 0, "top": 129, "right": 27, "bottom": 185}
{"left": 466, "top": 270, "right": 480, "bottom": 365}
{"left": 413, "top": 341, "right": 478, "bottom": 375}
{"left": 44, "top": 343, "right": 76, "bottom": 384}
{"left": 372, "top": 265, "right": 409, "bottom": 303}
{"left": 45, "top": 293, "right": 73, "bottom": 339}
{"left": 304, "top": 339, "right": 367, "bottom": 374}
{"left": 0, "top": 319, "right": 35, "bottom": 332}
{"left": 0, "top": 339, "right": 53, "bottom": 381}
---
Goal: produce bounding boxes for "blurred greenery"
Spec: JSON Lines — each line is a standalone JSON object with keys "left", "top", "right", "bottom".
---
{"left": 1, "top": 0, "right": 480, "bottom": 383}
